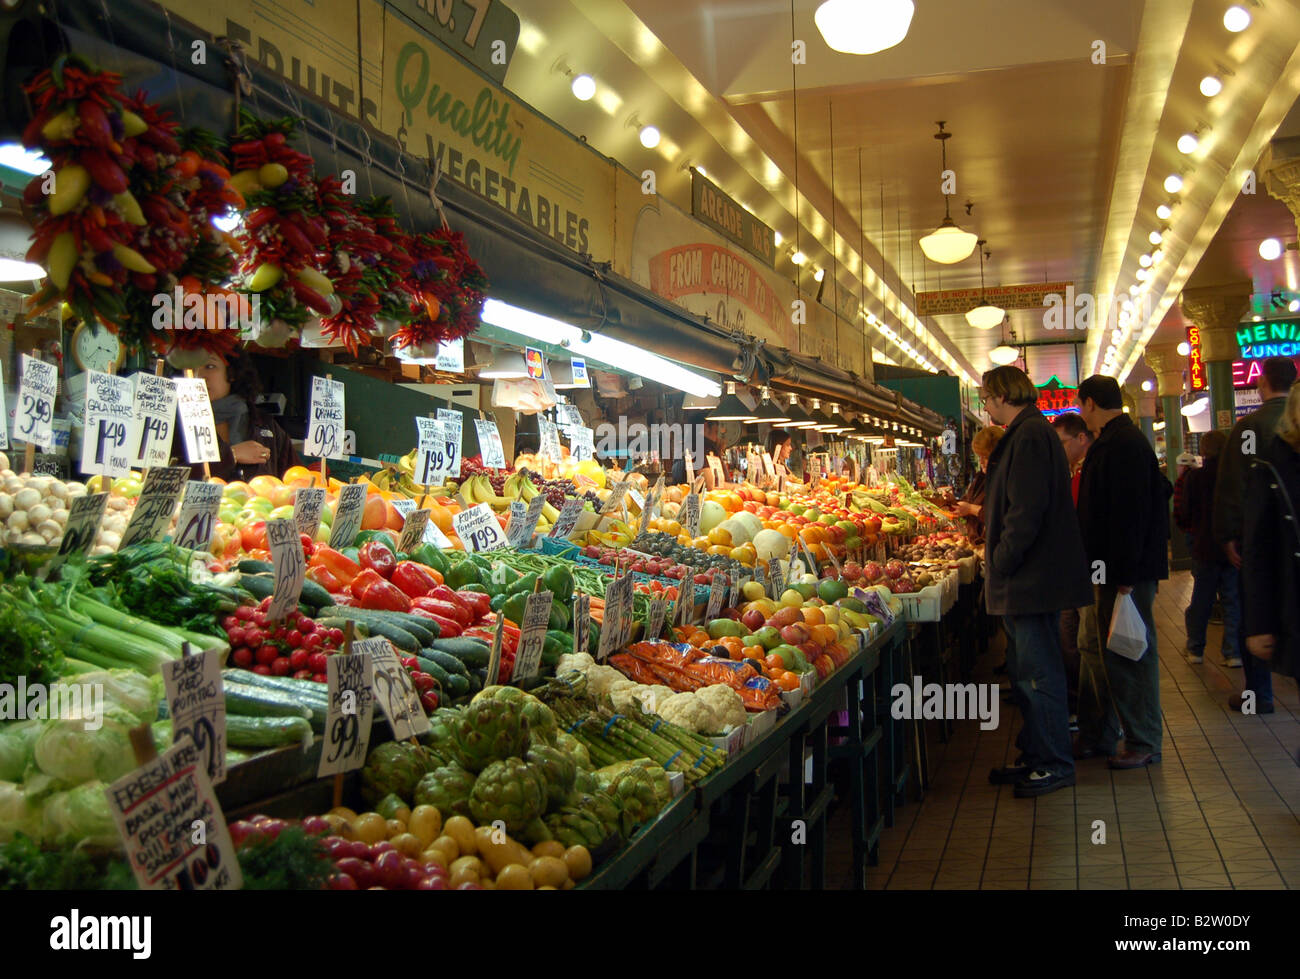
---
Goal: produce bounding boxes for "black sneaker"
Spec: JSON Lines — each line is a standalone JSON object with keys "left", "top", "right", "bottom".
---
{"left": 1014, "top": 769, "right": 1076, "bottom": 797}
{"left": 989, "top": 764, "right": 1031, "bottom": 785}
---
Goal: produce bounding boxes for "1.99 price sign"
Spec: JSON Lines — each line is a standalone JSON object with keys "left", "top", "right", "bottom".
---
{"left": 451, "top": 503, "right": 509, "bottom": 553}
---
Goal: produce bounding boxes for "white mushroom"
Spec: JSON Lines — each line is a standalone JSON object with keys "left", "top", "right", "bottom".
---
{"left": 27, "top": 503, "right": 51, "bottom": 524}
{"left": 0, "top": 494, "right": 12, "bottom": 521}
{"left": 98, "top": 530, "right": 122, "bottom": 550}
{"left": 37, "top": 519, "right": 61, "bottom": 541}
{"left": 3, "top": 477, "right": 24, "bottom": 495}
{"left": 46, "top": 481, "right": 68, "bottom": 501}
{"left": 13, "top": 488, "right": 39, "bottom": 510}
{"left": 51, "top": 508, "right": 68, "bottom": 526}
{"left": 89, "top": 544, "right": 114, "bottom": 557}
{"left": 18, "top": 532, "right": 46, "bottom": 547}
{"left": 8, "top": 510, "right": 29, "bottom": 532}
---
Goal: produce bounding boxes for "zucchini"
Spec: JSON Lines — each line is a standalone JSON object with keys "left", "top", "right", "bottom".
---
{"left": 362, "top": 610, "right": 439, "bottom": 646}
{"left": 298, "top": 579, "right": 334, "bottom": 611}
{"left": 237, "top": 559, "right": 275, "bottom": 575}
{"left": 239, "top": 574, "right": 276, "bottom": 600}
{"left": 223, "top": 681, "right": 314, "bottom": 720}
{"left": 420, "top": 647, "right": 470, "bottom": 677}
{"left": 430, "top": 637, "right": 491, "bottom": 669}
{"left": 225, "top": 713, "right": 314, "bottom": 749}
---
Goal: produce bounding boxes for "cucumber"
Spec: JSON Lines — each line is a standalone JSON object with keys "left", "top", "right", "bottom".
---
{"left": 320, "top": 606, "right": 436, "bottom": 648}
{"left": 238, "top": 574, "right": 276, "bottom": 600}
{"left": 420, "top": 647, "right": 470, "bottom": 677}
{"left": 222, "top": 669, "right": 329, "bottom": 710}
{"left": 413, "top": 655, "right": 456, "bottom": 692}
{"left": 225, "top": 713, "right": 314, "bottom": 749}
{"left": 319, "top": 607, "right": 420, "bottom": 652}
{"left": 237, "top": 559, "right": 275, "bottom": 575}
{"left": 298, "top": 579, "right": 334, "bottom": 611}
{"left": 223, "top": 681, "right": 314, "bottom": 720}
{"left": 430, "top": 637, "right": 491, "bottom": 669}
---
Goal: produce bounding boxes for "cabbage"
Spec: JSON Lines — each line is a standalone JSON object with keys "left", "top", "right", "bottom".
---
{"left": 41, "top": 781, "right": 119, "bottom": 849}
{"left": 0, "top": 720, "right": 44, "bottom": 782}
{"left": 32, "top": 708, "right": 140, "bottom": 784}
{"left": 78, "top": 670, "right": 164, "bottom": 724}
{"left": 0, "top": 781, "right": 40, "bottom": 844}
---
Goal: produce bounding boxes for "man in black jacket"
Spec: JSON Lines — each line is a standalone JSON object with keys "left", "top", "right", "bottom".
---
{"left": 981, "top": 366, "right": 1093, "bottom": 797}
{"left": 1075, "top": 375, "right": 1171, "bottom": 770}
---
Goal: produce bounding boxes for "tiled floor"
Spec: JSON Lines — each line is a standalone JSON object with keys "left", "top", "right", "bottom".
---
{"left": 828, "top": 570, "right": 1300, "bottom": 890}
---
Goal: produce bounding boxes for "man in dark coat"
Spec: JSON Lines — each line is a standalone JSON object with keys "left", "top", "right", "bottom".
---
{"left": 1075, "top": 375, "right": 1171, "bottom": 770}
{"left": 981, "top": 366, "right": 1093, "bottom": 797}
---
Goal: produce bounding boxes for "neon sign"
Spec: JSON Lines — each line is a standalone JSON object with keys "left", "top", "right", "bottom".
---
{"left": 1035, "top": 375, "right": 1078, "bottom": 417}
{"left": 1187, "top": 326, "right": 1207, "bottom": 391}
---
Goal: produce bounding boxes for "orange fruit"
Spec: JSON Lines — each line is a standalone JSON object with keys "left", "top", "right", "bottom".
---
{"left": 687, "top": 630, "right": 711, "bottom": 648}
{"left": 707, "top": 544, "right": 731, "bottom": 556}
{"left": 676, "top": 534, "right": 693, "bottom": 547}
{"left": 707, "top": 526, "right": 732, "bottom": 547}
{"left": 719, "top": 636, "right": 744, "bottom": 658}
{"left": 742, "top": 644, "right": 766, "bottom": 661}
{"left": 801, "top": 607, "right": 825, "bottom": 626}
{"left": 764, "top": 653, "right": 785, "bottom": 672}
{"left": 810, "top": 624, "right": 839, "bottom": 648}
{"left": 776, "top": 672, "right": 800, "bottom": 692}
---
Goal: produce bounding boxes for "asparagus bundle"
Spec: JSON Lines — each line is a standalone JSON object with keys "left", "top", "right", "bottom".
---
{"left": 551, "top": 698, "right": 726, "bottom": 783}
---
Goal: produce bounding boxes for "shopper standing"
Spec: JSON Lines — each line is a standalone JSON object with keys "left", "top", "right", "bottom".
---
{"left": 1213, "top": 356, "right": 1298, "bottom": 712}
{"left": 1075, "top": 375, "right": 1171, "bottom": 770}
{"left": 980, "top": 366, "right": 1092, "bottom": 797}
{"left": 1051, "top": 411, "right": 1094, "bottom": 729}
{"left": 953, "top": 425, "right": 1004, "bottom": 543}
{"left": 1175, "top": 430, "right": 1239, "bottom": 666}
{"left": 1241, "top": 382, "right": 1300, "bottom": 718}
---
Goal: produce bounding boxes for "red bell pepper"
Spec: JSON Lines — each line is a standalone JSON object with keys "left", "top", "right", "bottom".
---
{"left": 408, "top": 607, "right": 462, "bottom": 637}
{"left": 350, "top": 569, "right": 412, "bottom": 612}
{"left": 454, "top": 590, "right": 491, "bottom": 620}
{"left": 412, "top": 596, "right": 471, "bottom": 627}
{"left": 312, "top": 546, "right": 361, "bottom": 585}
{"left": 306, "top": 564, "right": 344, "bottom": 592}
{"left": 391, "top": 561, "right": 441, "bottom": 600}
{"left": 428, "top": 584, "right": 467, "bottom": 609}
{"left": 358, "top": 540, "right": 396, "bottom": 579}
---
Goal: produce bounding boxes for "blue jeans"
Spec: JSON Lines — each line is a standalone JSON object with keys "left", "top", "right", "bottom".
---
{"left": 1184, "top": 561, "right": 1239, "bottom": 659}
{"left": 1095, "top": 582, "right": 1163, "bottom": 756}
{"left": 1002, "top": 612, "right": 1074, "bottom": 777}
{"left": 1237, "top": 617, "right": 1275, "bottom": 708}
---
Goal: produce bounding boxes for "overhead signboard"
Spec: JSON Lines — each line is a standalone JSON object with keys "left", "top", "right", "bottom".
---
{"left": 691, "top": 169, "right": 774, "bottom": 268}
{"left": 916, "top": 281, "right": 1074, "bottom": 316}
{"left": 386, "top": 0, "right": 520, "bottom": 84}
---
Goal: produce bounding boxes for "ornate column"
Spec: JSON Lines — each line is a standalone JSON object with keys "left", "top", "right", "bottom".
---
{"left": 1263, "top": 145, "right": 1300, "bottom": 237}
{"left": 1130, "top": 385, "right": 1157, "bottom": 447}
{"left": 1180, "top": 285, "right": 1251, "bottom": 431}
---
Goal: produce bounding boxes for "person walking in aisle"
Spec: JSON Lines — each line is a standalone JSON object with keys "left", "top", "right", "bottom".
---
{"left": 1075, "top": 375, "right": 1172, "bottom": 770}
{"left": 1242, "top": 381, "right": 1300, "bottom": 722}
{"left": 1051, "top": 412, "right": 1095, "bottom": 732}
{"left": 1214, "top": 356, "right": 1298, "bottom": 711}
{"left": 1174, "top": 430, "right": 1240, "bottom": 666}
{"left": 980, "top": 366, "right": 1092, "bottom": 797}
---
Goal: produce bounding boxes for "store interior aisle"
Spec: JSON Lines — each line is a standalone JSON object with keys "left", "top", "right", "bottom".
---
{"left": 827, "top": 571, "right": 1300, "bottom": 890}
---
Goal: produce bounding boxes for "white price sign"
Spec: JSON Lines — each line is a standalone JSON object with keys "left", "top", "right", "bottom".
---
{"left": 708, "top": 454, "right": 725, "bottom": 485}
{"left": 329, "top": 482, "right": 368, "bottom": 548}
{"left": 365, "top": 637, "right": 430, "bottom": 740}
{"left": 174, "top": 481, "right": 223, "bottom": 551}
{"left": 293, "top": 486, "right": 327, "bottom": 540}
{"left": 506, "top": 496, "right": 544, "bottom": 548}
{"left": 452, "top": 502, "right": 509, "bottom": 552}
{"left": 435, "top": 337, "right": 464, "bottom": 373}
{"left": 119, "top": 466, "right": 189, "bottom": 548}
{"left": 437, "top": 407, "right": 463, "bottom": 455}
{"left": 730, "top": 575, "right": 750, "bottom": 609}
{"left": 163, "top": 649, "right": 227, "bottom": 785}
{"left": 539, "top": 419, "right": 563, "bottom": 461}
{"left": 51, "top": 492, "right": 107, "bottom": 565}
{"left": 16, "top": 354, "right": 57, "bottom": 451}
{"left": 266, "top": 518, "right": 306, "bottom": 621}
{"left": 474, "top": 418, "right": 506, "bottom": 468}
{"left": 317, "top": 649, "right": 375, "bottom": 777}
{"left": 80, "top": 370, "right": 135, "bottom": 478}
{"left": 766, "top": 558, "right": 786, "bottom": 599}
{"left": 175, "top": 377, "right": 221, "bottom": 464}
{"left": 303, "top": 376, "right": 345, "bottom": 459}
{"left": 573, "top": 592, "right": 591, "bottom": 655}
{"left": 569, "top": 426, "right": 595, "bottom": 462}
{"left": 397, "top": 509, "right": 431, "bottom": 553}
{"left": 679, "top": 492, "right": 701, "bottom": 537}
{"left": 131, "top": 373, "right": 176, "bottom": 468}
{"left": 414, "top": 418, "right": 457, "bottom": 485}
{"left": 513, "top": 590, "right": 553, "bottom": 682}
{"left": 548, "top": 498, "right": 584, "bottom": 540}
{"left": 601, "top": 480, "right": 629, "bottom": 515}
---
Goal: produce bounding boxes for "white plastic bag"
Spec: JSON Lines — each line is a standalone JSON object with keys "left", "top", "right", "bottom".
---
{"left": 1107, "top": 592, "right": 1148, "bottom": 661}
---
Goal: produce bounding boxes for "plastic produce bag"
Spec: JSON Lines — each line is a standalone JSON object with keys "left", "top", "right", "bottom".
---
{"left": 1106, "top": 593, "right": 1148, "bottom": 661}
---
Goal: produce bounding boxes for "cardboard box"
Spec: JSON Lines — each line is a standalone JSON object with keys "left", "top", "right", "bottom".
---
{"left": 799, "top": 670, "right": 816, "bottom": 696}
{"left": 745, "top": 708, "right": 777, "bottom": 746}
{"left": 667, "top": 771, "right": 685, "bottom": 799}
{"left": 781, "top": 687, "right": 804, "bottom": 710}
{"left": 709, "top": 724, "right": 746, "bottom": 758}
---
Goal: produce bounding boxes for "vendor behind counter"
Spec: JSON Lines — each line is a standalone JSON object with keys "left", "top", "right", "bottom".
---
{"left": 671, "top": 419, "right": 724, "bottom": 487}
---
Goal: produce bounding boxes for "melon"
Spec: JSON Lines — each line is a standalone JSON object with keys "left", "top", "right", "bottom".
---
{"left": 717, "top": 517, "right": 752, "bottom": 545}
{"left": 753, "top": 528, "right": 791, "bottom": 562}
{"left": 731, "top": 510, "right": 763, "bottom": 540}
{"left": 699, "top": 500, "right": 727, "bottom": 534}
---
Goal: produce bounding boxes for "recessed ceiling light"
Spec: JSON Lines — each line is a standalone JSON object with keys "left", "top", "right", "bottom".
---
{"left": 1141, "top": 379, "right": 1153, "bottom": 391}
{"left": 1139, "top": 253, "right": 1153, "bottom": 267}
{"left": 1164, "top": 174, "right": 1184, "bottom": 193}
{"left": 1223, "top": 5, "right": 1251, "bottom": 32}
{"left": 571, "top": 73, "right": 596, "bottom": 101}
{"left": 639, "top": 125, "right": 660, "bottom": 148}
{"left": 813, "top": 267, "right": 825, "bottom": 282}
{"left": 1200, "top": 75, "right": 1223, "bottom": 97}
{"left": 1259, "top": 238, "right": 1283, "bottom": 260}
{"left": 814, "top": 0, "right": 915, "bottom": 55}
{"left": 1149, "top": 230, "right": 1164, "bottom": 245}
{"left": 1156, "top": 203, "right": 1173, "bottom": 220}
{"left": 1177, "top": 133, "right": 1199, "bottom": 154}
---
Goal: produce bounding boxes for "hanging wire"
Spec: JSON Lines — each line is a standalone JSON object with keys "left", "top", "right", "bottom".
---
{"left": 790, "top": 0, "right": 801, "bottom": 343}
{"left": 858, "top": 148, "right": 866, "bottom": 372}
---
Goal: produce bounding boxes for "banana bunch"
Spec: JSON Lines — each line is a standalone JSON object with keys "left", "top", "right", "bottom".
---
{"left": 461, "top": 473, "right": 513, "bottom": 510}
{"left": 397, "top": 449, "right": 417, "bottom": 477}
{"left": 503, "top": 472, "right": 561, "bottom": 522}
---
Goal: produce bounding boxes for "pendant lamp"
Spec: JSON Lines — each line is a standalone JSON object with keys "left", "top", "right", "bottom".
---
{"left": 814, "top": 0, "right": 915, "bottom": 55}
{"left": 989, "top": 325, "right": 1021, "bottom": 366}
{"left": 807, "top": 398, "right": 838, "bottom": 431}
{"left": 919, "top": 123, "right": 978, "bottom": 264}
{"left": 707, "top": 381, "right": 757, "bottom": 422}
{"left": 965, "top": 241, "right": 1005, "bottom": 329}
{"left": 773, "top": 393, "right": 816, "bottom": 428}
{"left": 749, "top": 387, "right": 788, "bottom": 424}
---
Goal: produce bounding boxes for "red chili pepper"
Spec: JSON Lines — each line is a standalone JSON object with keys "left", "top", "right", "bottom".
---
{"left": 278, "top": 220, "right": 313, "bottom": 254}
{"left": 390, "top": 561, "right": 440, "bottom": 600}
{"left": 357, "top": 541, "right": 395, "bottom": 579}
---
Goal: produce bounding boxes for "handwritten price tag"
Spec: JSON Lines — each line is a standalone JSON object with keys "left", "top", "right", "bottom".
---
{"left": 304, "top": 376, "right": 345, "bottom": 459}
{"left": 767, "top": 557, "right": 786, "bottom": 599}
{"left": 435, "top": 337, "right": 464, "bottom": 373}
{"left": 329, "top": 482, "right": 368, "bottom": 549}
{"left": 513, "top": 590, "right": 553, "bottom": 683}
{"left": 175, "top": 377, "right": 221, "bottom": 464}
{"left": 504, "top": 500, "right": 528, "bottom": 548}
{"left": 474, "top": 418, "right": 506, "bottom": 468}
{"left": 569, "top": 426, "right": 594, "bottom": 462}
{"left": 452, "top": 502, "right": 508, "bottom": 552}
{"left": 365, "top": 637, "right": 430, "bottom": 740}
{"left": 706, "top": 571, "right": 728, "bottom": 620}
{"left": 539, "top": 419, "right": 563, "bottom": 461}
{"left": 679, "top": 492, "right": 701, "bottom": 537}
{"left": 119, "top": 466, "right": 189, "bottom": 548}
{"left": 51, "top": 492, "right": 107, "bottom": 566}
{"left": 317, "top": 649, "right": 375, "bottom": 777}
{"left": 16, "top": 354, "right": 57, "bottom": 451}
{"left": 572, "top": 592, "right": 591, "bottom": 655}
{"left": 486, "top": 615, "right": 506, "bottom": 686}
{"left": 79, "top": 370, "right": 134, "bottom": 478}
{"left": 131, "top": 373, "right": 176, "bottom": 468}
{"left": 730, "top": 574, "right": 750, "bottom": 609}
{"left": 162, "top": 649, "right": 226, "bottom": 785}
{"left": 293, "top": 486, "right": 327, "bottom": 540}
{"left": 646, "top": 594, "right": 668, "bottom": 639}
{"left": 266, "top": 518, "right": 306, "bottom": 621}
{"left": 708, "top": 454, "right": 725, "bottom": 485}
{"left": 549, "top": 498, "right": 584, "bottom": 540}
{"left": 174, "top": 481, "right": 223, "bottom": 551}
{"left": 397, "top": 508, "right": 431, "bottom": 553}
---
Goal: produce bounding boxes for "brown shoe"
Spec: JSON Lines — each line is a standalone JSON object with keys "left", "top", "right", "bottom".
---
{"left": 1108, "top": 750, "right": 1161, "bottom": 770}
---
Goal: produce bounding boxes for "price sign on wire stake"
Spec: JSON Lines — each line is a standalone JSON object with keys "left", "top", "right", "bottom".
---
{"left": 174, "top": 481, "right": 223, "bottom": 552}
{"left": 105, "top": 736, "right": 243, "bottom": 890}
{"left": 364, "top": 637, "right": 430, "bottom": 740}
{"left": 513, "top": 590, "right": 554, "bottom": 683}
{"left": 596, "top": 576, "right": 625, "bottom": 662}
{"left": 119, "top": 466, "right": 189, "bottom": 548}
{"left": 600, "top": 480, "right": 629, "bottom": 515}
{"left": 397, "top": 509, "right": 431, "bottom": 553}
{"left": 706, "top": 571, "right": 728, "bottom": 620}
{"left": 474, "top": 418, "right": 506, "bottom": 468}
{"left": 174, "top": 376, "right": 221, "bottom": 464}
{"left": 415, "top": 417, "right": 457, "bottom": 484}
{"left": 646, "top": 594, "right": 668, "bottom": 639}
{"left": 266, "top": 518, "right": 306, "bottom": 622}
{"left": 549, "top": 498, "right": 584, "bottom": 539}
{"left": 293, "top": 486, "right": 327, "bottom": 541}
{"left": 317, "top": 649, "right": 375, "bottom": 778}
{"left": 452, "top": 502, "right": 509, "bottom": 552}
{"left": 730, "top": 574, "right": 750, "bottom": 609}
{"left": 486, "top": 615, "right": 506, "bottom": 686}
{"left": 81, "top": 370, "right": 135, "bottom": 477}
{"left": 507, "top": 495, "right": 545, "bottom": 548}
{"left": 163, "top": 649, "right": 227, "bottom": 786}
{"left": 569, "top": 426, "right": 594, "bottom": 462}
{"left": 437, "top": 407, "right": 463, "bottom": 457}
{"left": 131, "top": 373, "right": 176, "bottom": 468}
{"left": 767, "top": 558, "right": 786, "bottom": 599}
{"left": 303, "top": 376, "right": 345, "bottom": 459}
{"left": 329, "top": 482, "right": 368, "bottom": 549}
{"left": 675, "top": 584, "right": 694, "bottom": 627}
{"left": 571, "top": 592, "right": 590, "bottom": 655}
{"left": 539, "top": 419, "right": 563, "bottom": 461}
{"left": 679, "top": 492, "right": 701, "bottom": 537}
{"left": 16, "top": 354, "right": 57, "bottom": 451}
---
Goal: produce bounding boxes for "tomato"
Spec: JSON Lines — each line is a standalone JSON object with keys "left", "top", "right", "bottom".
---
{"left": 251, "top": 664, "right": 272, "bottom": 676}
{"left": 270, "top": 656, "right": 294, "bottom": 676}
{"left": 233, "top": 605, "right": 255, "bottom": 621}
{"left": 231, "top": 648, "right": 253, "bottom": 668}
{"left": 255, "top": 644, "right": 281, "bottom": 665}
{"left": 240, "top": 521, "right": 268, "bottom": 553}
{"left": 226, "top": 627, "right": 245, "bottom": 647}
{"left": 286, "top": 630, "right": 303, "bottom": 648}
{"left": 298, "top": 617, "right": 316, "bottom": 634}
{"left": 293, "top": 668, "right": 313, "bottom": 680}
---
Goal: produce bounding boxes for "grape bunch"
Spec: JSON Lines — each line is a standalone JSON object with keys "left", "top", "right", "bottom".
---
{"left": 486, "top": 471, "right": 508, "bottom": 494}
{"left": 538, "top": 478, "right": 576, "bottom": 508}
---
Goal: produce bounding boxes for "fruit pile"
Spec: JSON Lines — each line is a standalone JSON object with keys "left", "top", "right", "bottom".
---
{"left": 223, "top": 599, "right": 347, "bottom": 680}
{"left": 627, "top": 532, "right": 746, "bottom": 577}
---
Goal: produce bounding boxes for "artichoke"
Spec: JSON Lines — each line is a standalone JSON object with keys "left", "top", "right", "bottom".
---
{"left": 473, "top": 687, "right": 557, "bottom": 746}
{"left": 607, "top": 766, "right": 661, "bottom": 832}
{"left": 572, "top": 769, "right": 599, "bottom": 796}
{"left": 413, "top": 763, "right": 477, "bottom": 820}
{"left": 526, "top": 743, "right": 577, "bottom": 809}
{"left": 468, "top": 758, "right": 547, "bottom": 832}
{"left": 452, "top": 699, "right": 530, "bottom": 773}
{"left": 359, "top": 741, "right": 436, "bottom": 807}
{"left": 422, "top": 708, "right": 461, "bottom": 760}
{"left": 554, "top": 730, "right": 591, "bottom": 770}
{"left": 543, "top": 806, "right": 608, "bottom": 850}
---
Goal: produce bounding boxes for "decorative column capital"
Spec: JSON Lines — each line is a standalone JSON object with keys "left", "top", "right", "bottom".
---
{"left": 1145, "top": 342, "right": 1188, "bottom": 398}
{"left": 1180, "top": 285, "right": 1251, "bottom": 362}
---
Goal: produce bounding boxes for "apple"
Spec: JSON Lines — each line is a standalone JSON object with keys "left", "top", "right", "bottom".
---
{"left": 270, "top": 485, "right": 296, "bottom": 508}
{"left": 752, "top": 626, "right": 782, "bottom": 650}
{"left": 797, "top": 640, "right": 822, "bottom": 661}
{"left": 246, "top": 497, "right": 274, "bottom": 515}
{"left": 741, "top": 608, "right": 766, "bottom": 632}
{"left": 269, "top": 504, "right": 296, "bottom": 522}
{"left": 780, "top": 622, "right": 811, "bottom": 646}
{"left": 884, "top": 559, "right": 905, "bottom": 580}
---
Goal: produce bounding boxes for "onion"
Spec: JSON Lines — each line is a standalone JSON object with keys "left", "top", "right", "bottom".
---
{"left": 8, "top": 510, "right": 29, "bottom": 532}
{"left": 27, "top": 503, "right": 51, "bottom": 524}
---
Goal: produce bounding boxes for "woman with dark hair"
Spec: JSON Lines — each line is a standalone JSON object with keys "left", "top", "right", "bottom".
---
{"left": 184, "top": 350, "right": 297, "bottom": 481}
{"left": 767, "top": 429, "right": 803, "bottom": 479}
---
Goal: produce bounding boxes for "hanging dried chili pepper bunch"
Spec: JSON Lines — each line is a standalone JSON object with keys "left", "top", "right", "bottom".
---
{"left": 313, "top": 176, "right": 389, "bottom": 353}
{"left": 229, "top": 109, "right": 334, "bottom": 348}
{"left": 20, "top": 53, "right": 159, "bottom": 330}
{"left": 358, "top": 196, "right": 416, "bottom": 333}
{"left": 393, "top": 228, "right": 488, "bottom": 353}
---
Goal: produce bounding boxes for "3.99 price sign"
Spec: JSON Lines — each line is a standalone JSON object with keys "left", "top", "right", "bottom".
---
{"left": 16, "top": 354, "right": 57, "bottom": 451}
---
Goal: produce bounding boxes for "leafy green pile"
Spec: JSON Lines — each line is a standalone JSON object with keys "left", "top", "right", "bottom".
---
{"left": 84, "top": 544, "right": 248, "bottom": 636}
{"left": 236, "top": 827, "right": 335, "bottom": 890}
{"left": 0, "top": 588, "right": 67, "bottom": 689}
{"left": 0, "top": 833, "right": 136, "bottom": 890}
